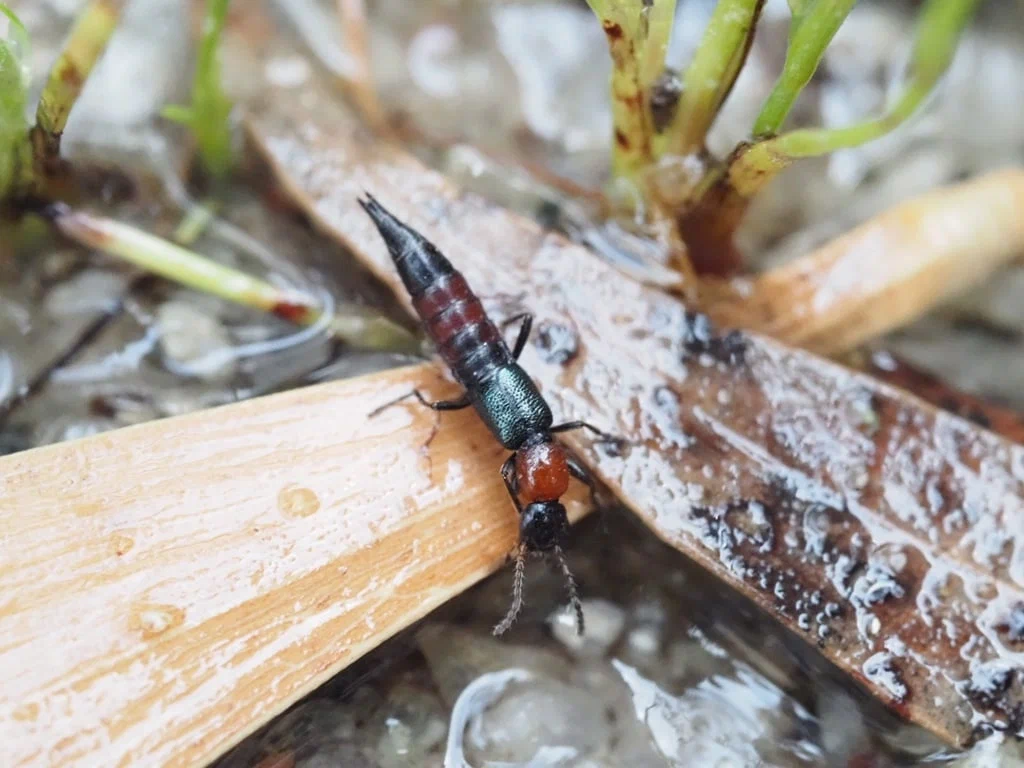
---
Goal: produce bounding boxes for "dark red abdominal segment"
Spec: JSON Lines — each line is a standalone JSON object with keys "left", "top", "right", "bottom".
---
{"left": 413, "top": 274, "right": 502, "bottom": 373}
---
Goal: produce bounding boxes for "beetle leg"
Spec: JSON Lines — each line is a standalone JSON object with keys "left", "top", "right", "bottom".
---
{"left": 551, "top": 420, "right": 619, "bottom": 442}
{"left": 500, "top": 453, "right": 522, "bottom": 512}
{"left": 501, "top": 313, "right": 534, "bottom": 360}
{"left": 566, "top": 453, "right": 600, "bottom": 506}
{"left": 367, "top": 389, "right": 471, "bottom": 418}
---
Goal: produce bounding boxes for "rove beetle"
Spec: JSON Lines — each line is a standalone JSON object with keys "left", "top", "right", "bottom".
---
{"left": 359, "top": 193, "right": 619, "bottom": 636}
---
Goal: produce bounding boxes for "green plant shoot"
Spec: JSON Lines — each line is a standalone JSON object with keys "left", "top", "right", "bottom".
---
{"left": 162, "top": 0, "right": 235, "bottom": 180}
{"left": 32, "top": 0, "right": 123, "bottom": 172}
{"left": 0, "top": 4, "right": 30, "bottom": 199}
{"left": 735, "top": 0, "right": 982, "bottom": 193}
{"left": 752, "top": 0, "right": 858, "bottom": 136}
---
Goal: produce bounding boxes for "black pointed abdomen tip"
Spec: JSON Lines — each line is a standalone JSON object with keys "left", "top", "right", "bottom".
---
{"left": 357, "top": 192, "right": 415, "bottom": 248}
{"left": 357, "top": 192, "right": 385, "bottom": 220}
{"left": 356, "top": 192, "right": 457, "bottom": 298}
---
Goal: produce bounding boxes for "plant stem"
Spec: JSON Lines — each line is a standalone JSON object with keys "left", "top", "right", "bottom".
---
{"left": 735, "top": 0, "right": 981, "bottom": 191}
{"left": 752, "top": 0, "right": 858, "bottom": 136}
{"left": 48, "top": 206, "right": 420, "bottom": 353}
{"left": 586, "top": 1, "right": 655, "bottom": 179}
{"left": 667, "top": 0, "right": 765, "bottom": 155}
{"left": 172, "top": 200, "right": 219, "bottom": 245}
{"left": 335, "top": 0, "right": 388, "bottom": 132}
{"left": 31, "top": 0, "right": 125, "bottom": 176}
{"left": 637, "top": 0, "right": 678, "bottom": 91}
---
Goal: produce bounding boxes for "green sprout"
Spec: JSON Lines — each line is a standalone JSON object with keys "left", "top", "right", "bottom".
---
{"left": 0, "top": 0, "right": 125, "bottom": 199}
{"left": 162, "top": 0, "right": 235, "bottom": 181}
{"left": 0, "top": 3, "right": 31, "bottom": 199}
{"left": 667, "top": 0, "right": 764, "bottom": 155}
{"left": 585, "top": 0, "right": 678, "bottom": 180}
{"left": 732, "top": 0, "right": 982, "bottom": 199}
{"left": 31, "top": 0, "right": 123, "bottom": 175}
{"left": 752, "top": 0, "right": 857, "bottom": 136}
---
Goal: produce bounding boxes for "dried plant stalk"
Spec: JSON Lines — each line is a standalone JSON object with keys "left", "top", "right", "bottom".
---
{"left": 707, "top": 168, "right": 1024, "bottom": 355}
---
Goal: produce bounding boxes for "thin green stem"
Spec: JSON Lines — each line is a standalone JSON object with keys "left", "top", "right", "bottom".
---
{"left": 667, "top": 0, "right": 764, "bottom": 155}
{"left": 638, "top": 0, "right": 678, "bottom": 89}
{"left": 50, "top": 207, "right": 420, "bottom": 352}
{"left": 32, "top": 0, "right": 125, "bottom": 175}
{"left": 162, "top": 0, "right": 235, "bottom": 180}
{"left": 752, "top": 0, "right": 858, "bottom": 136}
{"left": 173, "top": 200, "right": 219, "bottom": 245}
{"left": 748, "top": 0, "right": 981, "bottom": 165}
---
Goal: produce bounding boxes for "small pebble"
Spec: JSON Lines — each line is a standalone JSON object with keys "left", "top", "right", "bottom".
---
{"left": 156, "top": 300, "right": 237, "bottom": 382}
{"left": 44, "top": 271, "right": 127, "bottom": 318}
{"left": 549, "top": 598, "right": 626, "bottom": 657}
{"left": 626, "top": 625, "right": 660, "bottom": 657}
{"left": 468, "top": 676, "right": 608, "bottom": 763}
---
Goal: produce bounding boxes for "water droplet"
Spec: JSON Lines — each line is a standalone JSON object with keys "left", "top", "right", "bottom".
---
{"left": 110, "top": 533, "right": 134, "bottom": 556}
{"left": 863, "top": 652, "right": 907, "bottom": 701}
{"left": 131, "top": 603, "right": 185, "bottom": 638}
{"left": 277, "top": 485, "right": 321, "bottom": 518}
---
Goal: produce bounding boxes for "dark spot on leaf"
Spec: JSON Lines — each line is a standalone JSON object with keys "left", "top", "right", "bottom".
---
{"left": 59, "top": 64, "right": 84, "bottom": 88}
{"left": 650, "top": 69, "right": 682, "bottom": 132}
{"left": 995, "top": 602, "right": 1024, "bottom": 644}
{"left": 966, "top": 407, "right": 993, "bottom": 429}
{"left": 863, "top": 652, "right": 908, "bottom": 702}
{"left": 535, "top": 321, "right": 579, "bottom": 365}
{"left": 967, "top": 664, "right": 1015, "bottom": 708}
{"left": 602, "top": 20, "right": 623, "bottom": 40}
{"left": 680, "top": 311, "right": 747, "bottom": 366}
{"left": 272, "top": 300, "right": 313, "bottom": 323}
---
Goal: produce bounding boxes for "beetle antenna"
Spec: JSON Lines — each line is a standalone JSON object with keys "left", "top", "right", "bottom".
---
{"left": 493, "top": 544, "right": 527, "bottom": 636}
{"left": 554, "top": 545, "right": 584, "bottom": 636}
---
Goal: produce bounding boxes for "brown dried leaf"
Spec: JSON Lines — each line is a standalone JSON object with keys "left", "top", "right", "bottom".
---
{"left": 246, "top": 77, "right": 1024, "bottom": 747}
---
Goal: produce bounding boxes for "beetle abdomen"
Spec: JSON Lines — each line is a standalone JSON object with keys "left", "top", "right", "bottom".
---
{"left": 413, "top": 273, "right": 510, "bottom": 387}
